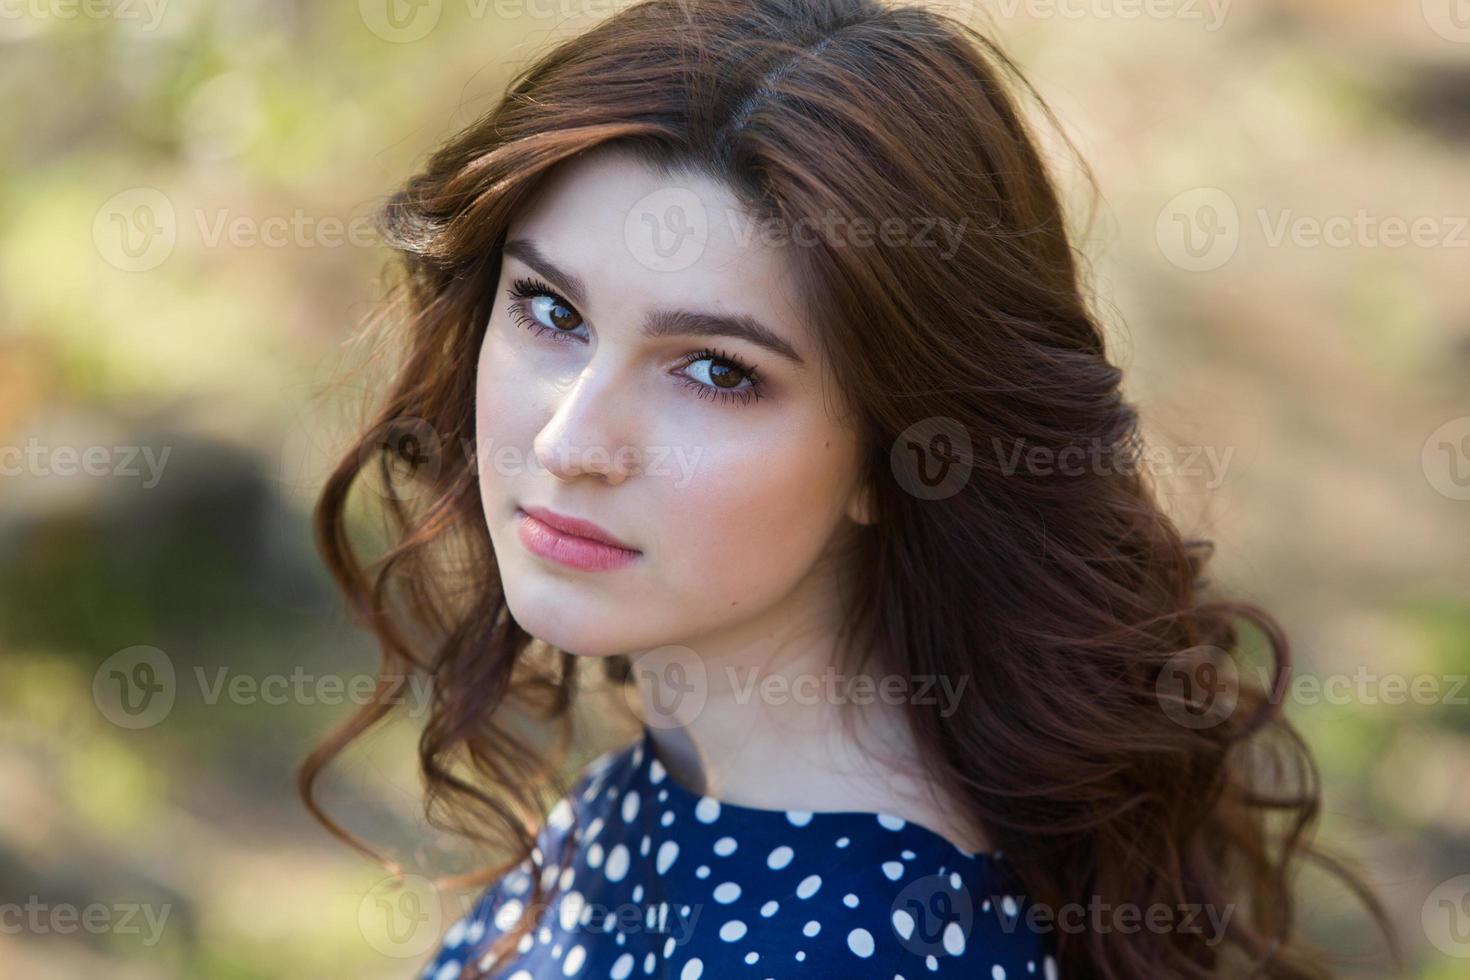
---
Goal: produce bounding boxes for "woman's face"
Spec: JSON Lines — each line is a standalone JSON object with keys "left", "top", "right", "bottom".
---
{"left": 475, "top": 147, "right": 871, "bottom": 661}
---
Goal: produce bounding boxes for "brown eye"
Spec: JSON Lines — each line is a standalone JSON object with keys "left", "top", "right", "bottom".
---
{"left": 530, "top": 295, "right": 582, "bottom": 332}
{"left": 678, "top": 348, "right": 761, "bottom": 404}
{"left": 705, "top": 361, "right": 746, "bottom": 389}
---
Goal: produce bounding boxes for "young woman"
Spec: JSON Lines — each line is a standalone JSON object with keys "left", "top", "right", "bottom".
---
{"left": 301, "top": 0, "right": 1397, "bottom": 977}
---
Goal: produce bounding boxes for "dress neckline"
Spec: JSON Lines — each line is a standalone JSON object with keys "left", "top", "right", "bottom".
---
{"left": 633, "top": 724, "right": 1003, "bottom": 864}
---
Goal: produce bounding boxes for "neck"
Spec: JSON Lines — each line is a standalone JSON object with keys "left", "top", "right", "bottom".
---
{"left": 634, "top": 655, "right": 992, "bottom": 855}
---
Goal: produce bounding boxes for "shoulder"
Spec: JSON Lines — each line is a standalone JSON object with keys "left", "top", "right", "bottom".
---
{"left": 779, "top": 851, "right": 1059, "bottom": 978}
{"left": 415, "top": 737, "right": 642, "bottom": 978}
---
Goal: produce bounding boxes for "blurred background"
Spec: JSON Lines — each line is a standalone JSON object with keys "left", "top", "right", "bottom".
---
{"left": 2, "top": 0, "right": 1467, "bottom": 977}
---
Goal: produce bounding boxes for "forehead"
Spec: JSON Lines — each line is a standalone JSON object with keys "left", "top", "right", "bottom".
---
{"left": 504, "top": 147, "right": 814, "bottom": 358}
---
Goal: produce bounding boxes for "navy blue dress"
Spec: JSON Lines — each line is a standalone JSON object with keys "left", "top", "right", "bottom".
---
{"left": 419, "top": 726, "right": 1059, "bottom": 979}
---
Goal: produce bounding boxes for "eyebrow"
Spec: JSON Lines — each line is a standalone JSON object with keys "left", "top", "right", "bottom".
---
{"left": 502, "top": 237, "right": 807, "bottom": 367}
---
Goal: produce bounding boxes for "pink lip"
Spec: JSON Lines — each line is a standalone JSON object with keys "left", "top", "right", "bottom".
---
{"left": 515, "top": 505, "right": 642, "bottom": 572}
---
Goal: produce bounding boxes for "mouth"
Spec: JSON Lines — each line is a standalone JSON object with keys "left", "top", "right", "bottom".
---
{"left": 514, "top": 505, "right": 642, "bottom": 572}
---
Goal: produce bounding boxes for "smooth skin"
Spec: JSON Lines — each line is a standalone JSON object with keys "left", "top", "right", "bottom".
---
{"left": 475, "top": 144, "right": 990, "bottom": 855}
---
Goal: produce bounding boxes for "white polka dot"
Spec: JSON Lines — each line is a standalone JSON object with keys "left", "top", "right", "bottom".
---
{"left": 950, "top": 872, "right": 961, "bottom": 890}
{"left": 926, "top": 955, "right": 938, "bottom": 970}
{"left": 562, "top": 944, "right": 586, "bottom": 975}
{"left": 992, "top": 967, "right": 1007, "bottom": 979}
{"left": 720, "top": 920, "right": 747, "bottom": 942}
{"left": 877, "top": 813, "right": 906, "bottom": 831}
{"left": 767, "top": 846, "right": 794, "bottom": 870}
{"left": 713, "top": 881, "right": 741, "bottom": 903}
{"left": 610, "top": 953, "right": 634, "bottom": 979}
{"left": 1044, "top": 955, "right": 1058, "bottom": 980}
{"left": 796, "top": 874, "right": 821, "bottom": 899}
{"left": 760, "top": 900, "right": 779, "bottom": 917}
{"left": 622, "top": 790, "right": 640, "bottom": 822}
{"left": 547, "top": 798, "right": 573, "bottom": 830}
{"left": 847, "top": 927, "right": 875, "bottom": 958}
{"left": 942, "top": 922, "right": 966, "bottom": 955}
{"left": 882, "top": 861, "right": 904, "bottom": 880}
{"left": 443, "top": 917, "right": 468, "bottom": 947}
{"left": 836, "top": 836, "right": 850, "bottom": 847}
{"left": 558, "top": 891, "right": 584, "bottom": 931}
{"left": 1002, "top": 895, "right": 1018, "bottom": 918}
{"left": 493, "top": 900, "right": 523, "bottom": 931}
{"left": 644, "top": 952, "right": 655, "bottom": 973}
{"left": 657, "top": 840, "right": 679, "bottom": 875}
{"left": 843, "top": 893, "right": 859, "bottom": 908}
{"left": 695, "top": 798, "right": 721, "bottom": 823}
{"left": 681, "top": 959, "right": 704, "bottom": 979}
{"left": 587, "top": 843, "right": 604, "bottom": 868}
{"left": 802, "top": 920, "right": 820, "bottom": 937}
{"left": 713, "top": 836, "right": 737, "bottom": 856}
{"left": 661, "top": 811, "right": 675, "bottom": 827}
{"left": 649, "top": 759, "right": 667, "bottom": 784}
{"left": 892, "top": 909, "right": 915, "bottom": 940}
{"left": 605, "top": 844, "right": 630, "bottom": 882}
{"left": 786, "top": 810, "right": 813, "bottom": 826}
{"left": 507, "top": 971, "right": 532, "bottom": 980}
{"left": 744, "top": 951, "right": 758, "bottom": 964}
{"left": 433, "top": 961, "right": 460, "bottom": 980}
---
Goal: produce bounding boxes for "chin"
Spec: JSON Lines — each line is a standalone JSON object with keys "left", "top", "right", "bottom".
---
{"left": 499, "top": 575, "right": 638, "bottom": 659}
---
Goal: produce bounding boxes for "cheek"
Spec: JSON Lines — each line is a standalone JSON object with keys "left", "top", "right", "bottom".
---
{"left": 474, "top": 326, "right": 531, "bottom": 502}
{"left": 650, "top": 417, "right": 857, "bottom": 604}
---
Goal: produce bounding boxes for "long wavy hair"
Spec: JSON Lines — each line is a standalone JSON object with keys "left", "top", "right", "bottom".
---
{"left": 300, "top": 0, "right": 1399, "bottom": 976}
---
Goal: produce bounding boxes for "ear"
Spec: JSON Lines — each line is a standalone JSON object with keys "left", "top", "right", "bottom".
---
{"left": 845, "top": 481, "right": 876, "bottom": 526}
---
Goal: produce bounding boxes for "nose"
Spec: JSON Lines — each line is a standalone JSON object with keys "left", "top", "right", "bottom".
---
{"left": 531, "top": 359, "right": 642, "bottom": 485}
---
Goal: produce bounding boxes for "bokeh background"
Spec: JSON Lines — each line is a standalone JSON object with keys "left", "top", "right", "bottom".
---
{"left": 2, "top": 1, "right": 1468, "bottom": 977}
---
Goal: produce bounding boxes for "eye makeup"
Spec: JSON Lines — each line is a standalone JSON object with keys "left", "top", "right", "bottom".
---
{"left": 505, "top": 276, "right": 765, "bottom": 406}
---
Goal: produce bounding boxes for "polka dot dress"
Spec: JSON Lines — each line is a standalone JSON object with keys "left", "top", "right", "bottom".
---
{"left": 419, "top": 726, "right": 1060, "bottom": 979}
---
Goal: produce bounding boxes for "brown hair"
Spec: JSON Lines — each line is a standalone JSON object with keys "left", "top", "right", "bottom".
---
{"left": 301, "top": 0, "right": 1399, "bottom": 976}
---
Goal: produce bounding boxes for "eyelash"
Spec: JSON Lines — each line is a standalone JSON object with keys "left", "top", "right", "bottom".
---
{"left": 504, "top": 276, "right": 765, "bottom": 406}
